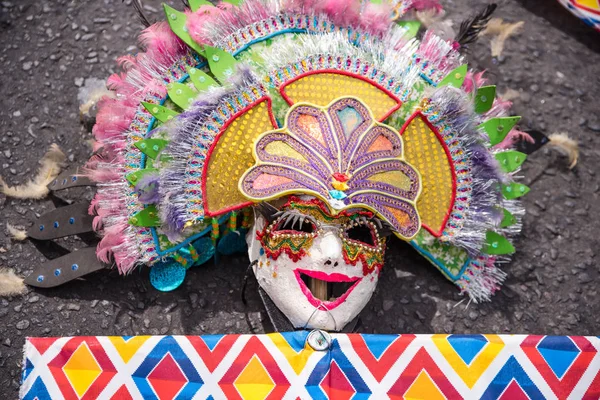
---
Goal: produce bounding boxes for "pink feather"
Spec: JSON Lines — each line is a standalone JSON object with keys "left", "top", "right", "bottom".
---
{"left": 462, "top": 70, "right": 488, "bottom": 93}
{"left": 85, "top": 168, "right": 122, "bottom": 183}
{"left": 485, "top": 98, "right": 513, "bottom": 118}
{"left": 96, "top": 231, "right": 124, "bottom": 264}
{"left": 186, "top": 6, "right": 227, "bottom": 44}
{"left": 318, "top": 0, "right": 361, "bottom": 27}
{"left": 92, "top": 216, "right": 104, "bottom": 232}
{"left": 359, "top": 2, "right": 393, "bottom": 36}
{"left": 139, "top": 21, "right": 186, "bottom": 65}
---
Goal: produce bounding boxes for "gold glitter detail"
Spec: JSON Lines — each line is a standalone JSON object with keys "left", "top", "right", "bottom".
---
{"left": 205, "top": 101, "right": 274, "bottom": 213}
{"left": 368, "top": 171, "right": 411, "bottom": 191}
{"left": 402, "top": 116, "right": 453, "bottom": 233}
{"left": 264, "top": 141, "right": 307, "bottom": 162}
{"left": 283, "top": 73, "right": 398, "bottom": 121}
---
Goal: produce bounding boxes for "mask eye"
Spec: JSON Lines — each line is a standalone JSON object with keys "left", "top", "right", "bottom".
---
{"left": 344, "top": 220, "right": 378, "bottom": 247}
{"left": 272, "top": 213, "right": 317, "bottom": 235}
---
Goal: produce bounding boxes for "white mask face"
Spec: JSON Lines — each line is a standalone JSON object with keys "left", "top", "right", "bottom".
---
{"left": 247, "top": 196, "right": 386, "bottom": 331}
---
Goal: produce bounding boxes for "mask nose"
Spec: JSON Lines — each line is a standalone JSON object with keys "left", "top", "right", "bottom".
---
{"left": 319, "top": 232, "right": 342, "bottom": 261}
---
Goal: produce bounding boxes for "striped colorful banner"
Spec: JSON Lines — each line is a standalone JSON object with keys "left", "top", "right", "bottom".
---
{"left": 21, "top": 333, "right": 600, "bottom": 399}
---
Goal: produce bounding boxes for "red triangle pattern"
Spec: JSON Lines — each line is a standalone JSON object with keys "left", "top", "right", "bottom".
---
{"left": 319, "top": 360, "right": 355, "bottom": 400}
{"left": 187, "top": 335, "right": 239, "bottom": 373}
{"left": 388, "top": 347, "right": 461, "bottom": 399}
{"left": 349, "top": 334, "right": 415, "bottom": 382}
{"left": 499, "top": 380, "right": 530, "bottom": 400}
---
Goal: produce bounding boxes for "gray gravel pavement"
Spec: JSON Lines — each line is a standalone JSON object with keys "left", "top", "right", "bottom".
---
{"left": 1, "top": 0, "right": 599, "bottom": 396}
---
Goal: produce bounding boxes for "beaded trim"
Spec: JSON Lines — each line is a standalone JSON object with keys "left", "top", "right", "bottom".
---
{"left": 419, "top": 101, "right": 473, "bottom": 240}
{"left": 266, "top": 56, "right": 413, "bottom": 102}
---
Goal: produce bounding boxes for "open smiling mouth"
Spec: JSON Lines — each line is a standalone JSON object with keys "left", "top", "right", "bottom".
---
{"left": 294, "top": 269, "right": 361, "bottom": 310}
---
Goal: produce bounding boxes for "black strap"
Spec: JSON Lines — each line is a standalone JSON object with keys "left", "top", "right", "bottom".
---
{"left": 516, "top": 130, "right": 550, "bottom": 154}
{"left": 27, "top": 203, "right": 94, "bottom": 240}
{"left": 258, "top": 286, "right": 296, "bottom": 333}
{"left": 24, "top": 247, "right": 109, "bottom": 288}
{"left": 47, "top": 167, "right": 94, "bottom": 191}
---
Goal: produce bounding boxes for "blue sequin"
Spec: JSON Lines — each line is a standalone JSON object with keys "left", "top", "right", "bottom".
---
{"left": 69, "top": 218, "right": 75, "bottom": 224}
{"left": 149, "top": 261, "right": 186, "bottom": 292}
{"left": 53, "top": 221, "right": 59, "bottom": 228}
{"left": 39, "top": 225, "right": 44, "bottom": 231}
{"left": 71, "top": 176, "right": 77, "bottom": 182}
{"left": 329, "top": 190, "right": 347, "bottom": 200}
{"left": 54, "top": 269, "right": 61, "bottom": 276}
{"left": 62, "top": 179, "right": 67, "bottom": 185}
{"left": 71, "top": 264, "right": 79, "bottom": 271}
{"left": 259, "top": 247, "right": 265, "bottom": 256}
{"left": 37, "top": 275, "right": 44, "bottom": 282}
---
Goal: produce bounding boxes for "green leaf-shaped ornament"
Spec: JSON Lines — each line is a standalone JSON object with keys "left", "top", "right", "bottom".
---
{"left": 167, "top": 82, "right": 198, "bottom": 110}
{"left": 188, "top": 0, "right": 213, "bottom": 11}
{"left": 501, "top": 182, "right": 530, "bottom": 200}
{"left": 484, "top": 231, "right": 515, "bottom": 255}
{"left": 134, "top": 139, "right": 169, "bottom": 159}
{"left": 126, "top": 168, "right": 158, "bottom": 186}
{"left": 479, "top": 116, "right": 521, "bottom": 146}
{"left": 438, "top": 65, "right": 468, "bottom": 88}
{"left": 500, "top": 209, "right": 517, "bottom": 228}
{"left": 129, "top": 205, "right": 160, "bottom": 227}
{"left": 187, "top": 67, "right": 219, "bottom": 92}
{"left": 163, "top": 4, "right": 205, "bottom": 56}
{"left": 142, "top": 102, "right": 180, "bottom": 123}
{"left": 204, "top": 46, "right": 238, "bottom": 84}
{"left": 495, "top": 150, "right": 527, "bottom": 173}
{"left": 475, "top": 85, "right": 496, "bottom": 114}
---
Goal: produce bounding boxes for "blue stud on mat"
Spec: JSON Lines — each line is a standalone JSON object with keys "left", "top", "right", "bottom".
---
{"left": 71, "top": 264, "right": 79, "bottom": 271}
{"left": 53, "top": 221, "right": 59, "bottom": 228}
{"left": 54, "top": 269, "right": 61, "bottom": 276}
{"left": 69, "top": 218, "right": 75, "bottom": 224}
{"left": 149, "top": 261, "right": 186, "bottom": 291}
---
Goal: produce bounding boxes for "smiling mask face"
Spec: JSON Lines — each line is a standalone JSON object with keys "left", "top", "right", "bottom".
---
{"left": 247, "top": 196, "right": 386, "bottom": 331}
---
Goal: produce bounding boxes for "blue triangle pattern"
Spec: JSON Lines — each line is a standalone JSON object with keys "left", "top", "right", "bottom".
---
{"left": 537, "top": 336, "right": 580, "bottom": 379}
{"left": 132, "top": 336, "right": 203, "bottom": 398}
{"left": 22, "top": 358, "right": 34, "bottom": 382}
{"left": 280, "top": 331, "right": 309, "bottom": 353}
{"left": 447, "top": 334, "right": 487, "bottom": 365}
{"left": 201, "top": 334, "right": 224, "bottom": 351}
{"left": 22, "top": 376, "right": 52, "bottom": 400}
{"left": 361, "top": 334, "right": 399, "bottom": 360}
{"left": 122, "top": 336, "right": 134, "bottom": 342}
{"left": 481, "top": 356, "right": 544, "bottom": 399}
{"left": 306, "top": 339, "right": 371, "bottom": 399}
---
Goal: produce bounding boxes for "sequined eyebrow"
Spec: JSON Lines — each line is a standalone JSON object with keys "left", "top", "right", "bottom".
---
{"left": 273, "top": 210, "right": 319, "bottom": 231}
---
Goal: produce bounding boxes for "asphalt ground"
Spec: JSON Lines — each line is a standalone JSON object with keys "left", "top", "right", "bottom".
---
{"left": 0, "top": 0, "right": 599, "bottom": 395}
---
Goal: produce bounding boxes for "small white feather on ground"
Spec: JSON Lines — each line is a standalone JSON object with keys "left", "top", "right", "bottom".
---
{"left": 0, "top": 143, "right": 66, "bottom": 199}
{"left": 482, "top": 19, "right": 525, "bottom": 57}
{"left": 0, "top": 268, "right": 25, "bottom": 296}
{"left": 549, "top": 133, "right": 579, "bottom": 169}
{"left": 6, "top": 223, "right": 27, "bottom": 241}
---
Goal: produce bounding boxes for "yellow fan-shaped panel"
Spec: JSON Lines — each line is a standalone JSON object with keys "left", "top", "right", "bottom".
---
{"left": 280, "top": 72, "right": 401, "bottom": 122}
{"left": 402, "top": 113, "right": 455, "bottom": 236}
{"left": 204, "top": 99, "right": 276, "bottom": 215}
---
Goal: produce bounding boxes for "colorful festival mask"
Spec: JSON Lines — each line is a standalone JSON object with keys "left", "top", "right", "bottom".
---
{"left": 21, "top": 0, "right": 542, "bottom": 332}
{"left": 558, "top": 0, "right": 600, "bottom": 31}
